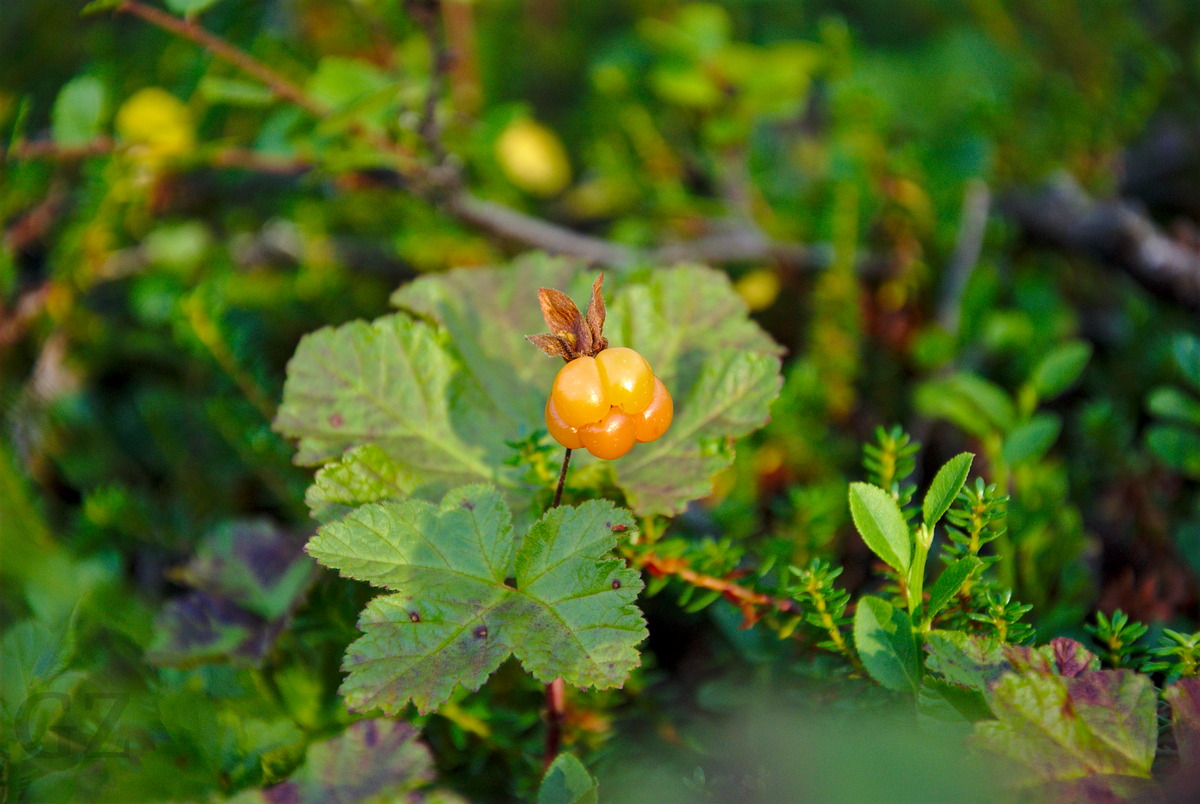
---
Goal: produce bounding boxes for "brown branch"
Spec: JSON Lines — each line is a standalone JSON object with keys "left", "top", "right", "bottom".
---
{"left": 1002, "top": 175, "right": 1200, "bottom": 312}
{"left": 116, "top": 1, "right": 326, "bottom": 117}
{"left": 628, "top": 549, "right": 800, "bottom": 629}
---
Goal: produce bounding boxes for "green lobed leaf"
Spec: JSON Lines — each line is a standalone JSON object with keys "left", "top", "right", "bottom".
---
{"left": 1028, "top": 340, "right": 1092, "bottom": 401}
{"left": 51, "top": 75, "right": 106, "bottom": 146}
{"left": 853, "top": 596, "right": 921, "bottom": 693}
{"left": 391, "top": 257, "right": 782, "bottom": 516}
{"left": 1147, "top": 386, "right": 1200, "bottom": 427}
{"left": 973, "top": 669, "right": 1157, "bottom": 785}
{"left": 538, "top": 753, "right": 600, "bottom": 804}
{"left": 924, "top": 556, "right": 981, "bottom": 622}
{"left": 306, "top": 485, "right": 645, "bottom": 714}
{"left": 305, "top": 444, "right": 418, "bottom": 524}
{"left": 923, "top": 630, "right": 1009, "bottom": 693}
{"left": 274, "top": 313, "right": 500, "bottom": 486}
{"left": 922, "top": 452, "right": 973, "bottom": 528}
{"left": 1173, "top": 333, "right": 1200, "bottom": 393}
{"left": 848, "top": 482, "right": 911, "bottom": 574}
{"left": 1001, "top": 412, "right": 1062, "bottom": 466}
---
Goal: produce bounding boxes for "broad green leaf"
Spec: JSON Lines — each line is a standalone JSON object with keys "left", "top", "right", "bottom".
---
{"left": 306, "top": 57, "right": 394, "bottom": 130}
{"left": 230, "top": 720, "right": 436, "bottom": 804}
{"left": 1173, "top": 333, "right": 1200, "bottom": 392}
{"left": 52, "top": 76, "right": 105, "bottom": 146}
{"left": 307, "top": 485, "right": 645, "bottom": 713}
{"left": 922, "top": 452, "right": 973, "bottom": 528}
{"left": 1145, "top": 424, "right": 1200, "bottom": 478}
{"left": 305, "top": 444, "right": 418, "bottom": 523}
{"left": 165, "top": 0, "right": 222, "bottom": 15}
{"left": 390, "top": 257, "right": 783, "bottom": 517}
{"left": 274, "top": 313, "right": 499, "bottom": 485}
{"left": 915, "top": 372, "right": 1016, "bottom": 436}
{"left": 848, "top": 482, "right": 911, "bottom": 574}
{"left": 923, "top": 630, "right": 1008, "bottom": 692}
{"left": 853, "top": 596, "right": 920, "bottom": 693}
{"left": 1028, "top": 340, "right": 1092, "bottom": 401}
{"left": 1147, "top": 386, "right": 1200, "bottom": 427}
{"left": 924, "top": 557, "right": 981, "bottom": 621}
{"left": 973, "top": 670, "right": 1156, "bottom": 785}
{"left": 1001, "top": 412, "right": 1061, "bottom": 465}
{"left": 538, "top": 753, "right": 599, "bottom": 804}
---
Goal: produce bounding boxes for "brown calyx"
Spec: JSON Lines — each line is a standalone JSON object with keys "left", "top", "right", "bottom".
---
{"left": 525, "top": 273, "right": 609, "bottom": 362}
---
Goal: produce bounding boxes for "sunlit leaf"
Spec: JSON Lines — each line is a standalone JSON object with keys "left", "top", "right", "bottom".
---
{"left": 848, "top": 482, "right": 911, "bottom": 574}
{"left": 922, "top": 452, "right": 973, "bottom": 528}
{"left": 853, "top": 596, "right": 920, "bottom": 693}
{"left": 51, "top": 75, "right": 105, "bottom": 145}
{"left": 1028, "top": 340, "right": 1092, "bottom": 401}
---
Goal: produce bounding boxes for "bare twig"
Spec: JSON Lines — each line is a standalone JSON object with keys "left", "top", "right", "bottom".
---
{"left": 1002, "top": 175, "right": 1200, "bottom": 312}
{"left": 628, "top": 548, "right": 800, "bottom": 628}
{"left": 409, "top": 0, "right": 451, "bottom": 165}
{"left": 936, "top": 180, "right": 992, "bottom": 333}
{"left": 543, "top": 447, "right": 572, "bottom": 769}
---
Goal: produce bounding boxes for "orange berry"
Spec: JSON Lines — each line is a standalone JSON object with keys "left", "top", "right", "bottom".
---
{"left": 633, "top": 377, "right": 673, "bottom": 443}
{"left": 551, "top": 356, "right": 609, "bottom": 428}
{"left": 545, "top": 398, "right": 583, "bottom": 450}
{"left": 579, "top": 407, "right": 636, "bottom": 460}
{"left": 595, "top": 347, "right": 654, "bottom": 414}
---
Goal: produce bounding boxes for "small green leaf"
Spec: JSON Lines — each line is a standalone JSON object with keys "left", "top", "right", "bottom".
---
{"left": 165, "top": 0, "right": 223, "bottom": 16}
{"left": 51, "top": 76, "right": 105, "bottom": 146}
{"left": 925, "top": 557, "right": 981, "bottom": 622}
{"left": 80, "top": 0, "right": 124, "bottom": 15}
{"left": 1002, "top": 412, "right": 1061, "bottom": 465}
{"left": 1173, "top": 333, "right": 1200, "bottom": 393}
{"left": 1028, "top": 340, "right": 1092, "bottom": 401}
{"left": 973, "top": 670, "right": 1157, "bottom": 785}
{"left": 199, "top": 76, "right": 275, "bottom": 107}
{"left": 1145, "top": 424, "right": 1200, "bottom": 478}
{"left": 538, "top": 753, "right": 599, "bottom": 804}
{"left": 1147, "top": 386, "right": 1200, "bottom": 427}
{"left": 922, "top": 452, "right": 973, "bottom": 528}
{"left": 853, "top": 596, "right": 921, "bottom": 693}
{"left": 848, "top": 482, "right": 911, "bottom": 574}
{"left": 307, "top": 485, "right": 645, "bottom": 714}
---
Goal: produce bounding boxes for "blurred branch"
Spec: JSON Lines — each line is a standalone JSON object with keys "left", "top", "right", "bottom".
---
{"left": 936, "top": 180, "right": 992, "bottom": 333}
{"left": 116, "top": 1, "right": 326, "bottom": 118}
{"left": 1002, "top": 175, "right": 1200, "bottom": 312}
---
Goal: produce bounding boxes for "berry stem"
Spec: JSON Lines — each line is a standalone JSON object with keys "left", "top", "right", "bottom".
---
{"left": 544, "top": 447, "right": 572, "bottom": 769}
{"left": 551, "top": 448, "right": 572, "bottom": 510}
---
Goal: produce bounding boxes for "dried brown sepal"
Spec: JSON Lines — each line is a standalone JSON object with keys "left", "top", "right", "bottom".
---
{"left": 528, "top": 274, "right": 609, "bottom": 361}
{"left": 524, "top": 333, "right": 574, "bottom": 360}
{"left": 585, "top": 273, "right": 608, "bottom": 353}
{"left": 537, "top": 287, "right": 591, "bottom": 355}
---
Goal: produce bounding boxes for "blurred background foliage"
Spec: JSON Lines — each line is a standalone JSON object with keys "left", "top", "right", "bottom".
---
{"left": 3, "top": 0, "right": 1200, "bottom": 801}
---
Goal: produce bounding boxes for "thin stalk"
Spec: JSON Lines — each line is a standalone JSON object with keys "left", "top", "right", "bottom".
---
{"left": 543, "top": 448, "right": 571, "bottom": 769}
